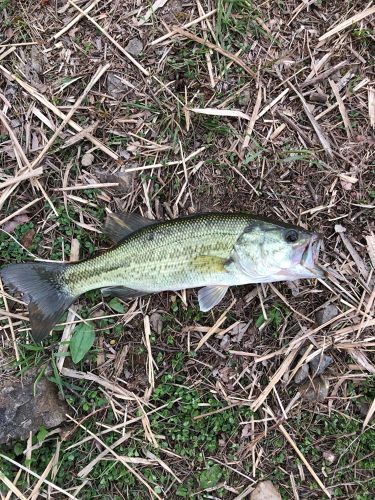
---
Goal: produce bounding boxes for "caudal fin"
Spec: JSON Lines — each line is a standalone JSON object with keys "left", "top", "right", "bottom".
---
{"left": 0, "top": 262, "right": 75, "bottom": 342}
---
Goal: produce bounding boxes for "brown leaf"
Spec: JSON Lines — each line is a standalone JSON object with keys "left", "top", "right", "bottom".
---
{"left": 21, "top": 228, "right": 36, "bottom": 248}
{"left": 3, "top": 214, "right": 30, "bottom": 233}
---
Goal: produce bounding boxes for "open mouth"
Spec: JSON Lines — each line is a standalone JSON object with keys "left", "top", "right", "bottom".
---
{"left": 301, "top": 234, "right": 324, "bottom": 277}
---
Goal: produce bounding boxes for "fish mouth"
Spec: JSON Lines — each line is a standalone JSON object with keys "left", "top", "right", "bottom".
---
{"left": 300, "top": 234, "right": 324, "bottom": 277}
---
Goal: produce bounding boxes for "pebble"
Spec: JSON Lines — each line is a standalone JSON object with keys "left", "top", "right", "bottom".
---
{"left": 310, "top": 353, "right": 333, "bottom": 376}
{"left": 294, "top": 363, "right": 309, "bottom": 384}
{"left": 125, "top": 38, "right": 143, "bottom": 56}
{"left": 316, "top": 304, "right": 339, "bottom": 325}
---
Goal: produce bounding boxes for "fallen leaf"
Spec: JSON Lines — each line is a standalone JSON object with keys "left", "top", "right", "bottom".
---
{"left": 70, "top": 323, "right": 95, "bottom": 364}
{"left": 3, "top": 214, "right": 30, "bottom": 233}
{"left": 20, "top": 228, "right": 36, "bottom": 248}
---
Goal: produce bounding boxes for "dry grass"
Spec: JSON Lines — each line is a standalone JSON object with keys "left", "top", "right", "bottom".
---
{"left": 0, "top": 0, "right": 374, "bottom": 498}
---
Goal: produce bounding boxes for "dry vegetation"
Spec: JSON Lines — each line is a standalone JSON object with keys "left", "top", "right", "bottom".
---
{"left": 0, "top": 0, "right": 374, "bottom": 499}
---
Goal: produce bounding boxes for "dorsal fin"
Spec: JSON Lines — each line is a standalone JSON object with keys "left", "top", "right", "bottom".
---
{"left": 104, "top": 212, "right": 157, "bottom": 243}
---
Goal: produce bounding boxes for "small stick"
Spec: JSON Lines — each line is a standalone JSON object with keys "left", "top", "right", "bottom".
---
{"left": 53, "top": 183, "right": 119, "bottom": 192}
{"left": 143, "top": 315, "right": 155, "bottom": 391}
{"left": 242, "top": 86, "right": 262, "bottom": 148}
{"left": 329, "top": 79, "right": 353, "bottom": 138}
{"left": 174, "top": 27, "right": 257, "bottom": 79}
{"left": 278, "top": 422, "right": 331, "bottom": 498}
{"left": 0, "top": 46, "right": 16, "bottom": 61}
{"left": 257, "top": 88, "right": 289, "bottom": 119}
{"left": 150, "top": 9, "right": 217, "bottom": 45}
{"left": 67, "top": 0, "right": 150, "bottom": 76}
{"left": 65, "top": 415, "right": 162, "bottom": 500}
{"left": 30, "top": 64, "right": 110, "bottom": 171}
{"left": 288, "top": 82, "right": 333, "bottom": 157}
{"left": 0, "top": 167, "right": 43, "bottom": 190}
{"left": 319, "top": 5, "right": 375, "bottom": 41}
{"left": 0, "top": 454, "right": 78, "bottom": 500}
{"left": 251, "top": 350, "right": 298, "bottom": 411}
{"left": 0, "top": 65, "right": 119, "bottom": 160}
{"left": 0, "top": 197, "right": 43, "bottom": 226}
{"left": 0, "top": 472, "right": 27, "bottom": 500}
{"left": 195, "top": 299, "right": 236, "bottom": 351}
{"left": 52, "top": 0, "right": 101, "bottom": 40}
{"left": 0, "top": 278, "right": 19, "bottom": 361}
{"left": 0, "top": 42, "right": 38, "bottom": 47}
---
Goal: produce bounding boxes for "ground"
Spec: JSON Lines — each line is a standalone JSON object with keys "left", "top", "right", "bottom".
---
{"left": 0, "top": 0, "right": 374, "bottom": 499}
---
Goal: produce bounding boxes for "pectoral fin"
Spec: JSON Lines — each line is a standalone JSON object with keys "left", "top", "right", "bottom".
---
{"left": 198, "top": 285, "right": 229, "bottom": 312}
{"left": 101, "top": 286, "right": 148, "bottom": 300}
{"left": 192, "top": 255, "right": 227, "bottom": 273}
{"left": 104, "top": 212, "right": 157, "bottom": 243}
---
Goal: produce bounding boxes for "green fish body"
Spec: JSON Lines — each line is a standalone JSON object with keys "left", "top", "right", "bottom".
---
{"left": 0, "top": 212, "right": 322, "bottom": 341}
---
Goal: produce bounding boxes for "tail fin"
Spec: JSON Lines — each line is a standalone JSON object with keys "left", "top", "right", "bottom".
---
{"left": 0, "top": 262, "right": 75, "bottom": 342}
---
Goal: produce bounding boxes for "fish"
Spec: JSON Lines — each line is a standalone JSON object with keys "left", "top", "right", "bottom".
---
{"left": 0, "top": 211, "right": 323, "bottom": 342}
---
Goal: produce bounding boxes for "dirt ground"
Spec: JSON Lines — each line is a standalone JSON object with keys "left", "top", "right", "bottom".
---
{"left": 0, "top": 1, "right": 374, "bottom": 499}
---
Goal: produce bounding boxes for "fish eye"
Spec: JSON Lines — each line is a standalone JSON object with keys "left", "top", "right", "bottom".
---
{"left": 284, "top": 229, "right": 299, "bottom": 244}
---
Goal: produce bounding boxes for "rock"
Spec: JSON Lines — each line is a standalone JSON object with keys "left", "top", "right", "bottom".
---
{"left": 316, "top": 304, "right": 339, "bottom": 325}
{"left": 220, "top": 334, "right": 231, "bottom": 351}
{"left": 125, "top": 38, "right": 143, "bottom": 57}
{"left": 250, "top": 480, "right": 282, "bottom": 500}
{"left": 310, "top": 353, "right": 333, "bottom": 376}
{"left": 300, "top": 376, "right": 329, "bottom": 402}
{"left": 0, "top": 373, "right": 69, "bottom": 444}
{"left": 294, "top": 363, "right": 309, "bottom": 384}
{"left": 150, "top": 312, "right": 163, "bottom": 335}
{"left": 106, "top": 72, "right": 127, "bottom": 99}
{"left": 81, "top": 152, "right": 95, "bottom": 167}
{"left": 94, "top": 167, "right": 135, "bottom": 194}
{"left": 323, "top": 450, "right": 336, "bottom": 464}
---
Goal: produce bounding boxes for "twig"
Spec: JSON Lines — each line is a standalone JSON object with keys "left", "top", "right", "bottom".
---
{"left": 0, "top": 197, "right": 43, "bottom": 226}
{"left": 242, "top": 86, "right": 262, "bottom": 148}
{"left": 174, "top": 27, "right": 257, "bottom": 79}
{"left": 65, "top": 415, "right": 162, "bottom": 500}
{"left": 288, "top": 82, "right": 333, "bottom": 157}
{"left": 51, "top": 0, "right": 101, "bottom": 40}
{"left": 0, "top": 454, "right": 78, "bottom": 500}
{"left": 319, "top": 5, "right": 375, "bottom": 41}
{"left": 0, "top": 167, "right": 43, "bottom": 190}
{"left": 67, "top": 0, "right": 150, "bottom": 76}
{"left": 29, "top": 64, "right": 111, "bottom": 170}
{"left": 150, "top": 9, "right": 217, "bottom": 45}
{"left": 277, "top": 421, "right": 331, "bottom": 498}
{"left": 0, "top": 65, "right": 119, "bottom": 160}
{"left": 329, "top": 79, "right": 353, "bottom": 138}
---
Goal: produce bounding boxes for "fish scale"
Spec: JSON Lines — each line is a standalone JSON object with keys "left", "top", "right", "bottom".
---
{"left": 65, "top": 213, "right": 251, "bottom": 296}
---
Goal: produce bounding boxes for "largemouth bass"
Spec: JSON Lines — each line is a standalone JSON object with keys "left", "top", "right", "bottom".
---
{"left": 0, "top": 212, "right": 322, "bottom": 342}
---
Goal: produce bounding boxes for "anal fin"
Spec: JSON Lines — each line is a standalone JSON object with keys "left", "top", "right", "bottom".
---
{"left": 198, "top": 285, "right": 229, "bottom": 312}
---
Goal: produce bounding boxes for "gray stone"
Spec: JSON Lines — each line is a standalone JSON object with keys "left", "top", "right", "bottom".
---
{"left": 125, "top": 38, "right": 143, "bottom": 57}
{"left": 300, "top": 376, "right": 329, "bottom": 402}
{"left": 316, "top": 304, "right": 339, "bottom": 325}
{"left": 294, "top": 363, "right": 309, "bottom": 384}
{"left": 310, "top": 353, "right": 333, "bottom": 376}
{"left": 0, "top": 373, "right": 69, "bottom": 444}
{"left": 251, "top": 480, "right": 282, "bottom": 500}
